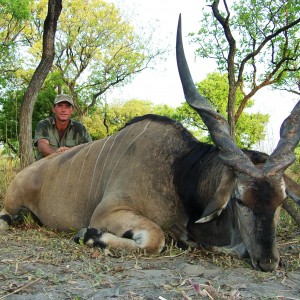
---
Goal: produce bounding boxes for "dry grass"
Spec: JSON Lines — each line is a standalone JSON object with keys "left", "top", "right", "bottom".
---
{"left": 0, "top": 158, "right": 20, "bottom": 209}
{"left": 0, "top": 223, "right": 299, "bottom": 299}
{"left": 0, "top": 225, "right": 239, "bottom": 299}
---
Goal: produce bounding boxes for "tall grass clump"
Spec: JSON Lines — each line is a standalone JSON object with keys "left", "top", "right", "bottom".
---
{"left": 0, "top": 154, "right": 20, "bottom": 208}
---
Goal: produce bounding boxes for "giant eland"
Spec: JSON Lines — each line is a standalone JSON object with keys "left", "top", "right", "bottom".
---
{"left": 1, "top": 15, "right": 300, "bottom": 271}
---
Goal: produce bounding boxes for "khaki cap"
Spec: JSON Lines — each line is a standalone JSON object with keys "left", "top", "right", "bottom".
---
{"left": 54, "top": 94, "right": 74, "bottom": 106}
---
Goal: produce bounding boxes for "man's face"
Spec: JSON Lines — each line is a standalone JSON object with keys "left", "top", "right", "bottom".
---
{"left": 52, "top": 102, "right": 74, "bottom": 122}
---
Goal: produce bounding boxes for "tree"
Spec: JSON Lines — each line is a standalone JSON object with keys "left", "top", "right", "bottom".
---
{"left": 0, "top": 72, "right": 59, "bottom": 155}
{"left": 0, "top": 0, "right": 165, "bottom": 159}
{"left": 19, "top": 0, "right": 62, "bottom": 168}
{"left": 175, "top": 73, "right": 269, "bottom": 147}
{"left": 83, "top": 99, "right": 177, "bottom": 139}
{"left": 0, "top": 0, "right": 31, "bottom": 90}
{"left": 192, "top": 0, "right": 300, "bottom": 138}
{"left": 0, "top": 0, "right": 31, "bottom": 20}
{"left": 273, "top": 58, "right": 300, "bottom": 96}
{"left": 0, "top": 90, "right": 22, "bottom": 155}
{"left": 30, "top": 0, "right": 165, "bottom": 119}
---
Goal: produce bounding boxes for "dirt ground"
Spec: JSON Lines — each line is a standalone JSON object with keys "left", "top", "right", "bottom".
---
{"left": 0, "top": 225, "right": 299, "bottom": 300}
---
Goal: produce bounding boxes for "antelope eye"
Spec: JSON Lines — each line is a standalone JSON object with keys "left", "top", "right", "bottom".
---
{"left": 236, "top": 198, "right": 244, "bottom": 206}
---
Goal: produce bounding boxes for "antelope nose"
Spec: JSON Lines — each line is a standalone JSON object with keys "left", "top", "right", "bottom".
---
{"left": 257, "top": 257, "right": 279, "bottom": 272}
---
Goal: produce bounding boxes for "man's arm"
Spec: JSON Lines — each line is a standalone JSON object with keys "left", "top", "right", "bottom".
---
{"left": 37, "top": 139, "right": 69, "bottom": 157}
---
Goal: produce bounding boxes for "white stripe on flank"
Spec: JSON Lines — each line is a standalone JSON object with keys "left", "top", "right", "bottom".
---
{"left": 102, "top": 120, "right": 152, "bottom": 195}
{"left": 73, "top": 142, "right": 96, "bottom": 201}
{"left": 83, "top": 135, "right": 113, "bottom": 221}
{"left": 40, "top": 154, "right": 64, "bottom": 207}
{"left": 61, "top": 150, "right": 77, "bottom": 201}
{"left": 70, "top": 142, "right": 96, "bottom": 224}
{"left": 91, "top": 124, "right": 135, "bottom": 207}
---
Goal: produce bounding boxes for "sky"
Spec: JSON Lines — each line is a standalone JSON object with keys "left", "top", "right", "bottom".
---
{"left": 108, "top": 0, "right": 298, "bottom": 152}
{"left": 108, "top": 0, "right": 210, "bottom": 107}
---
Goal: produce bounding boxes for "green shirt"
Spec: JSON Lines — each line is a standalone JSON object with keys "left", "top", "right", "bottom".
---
{"left": 34, "top": 117, "right": 92, "bottom": 160}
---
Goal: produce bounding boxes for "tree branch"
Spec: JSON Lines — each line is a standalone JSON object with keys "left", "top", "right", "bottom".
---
{"left": 283, "top": 199, "right": 300, "bottom": 228}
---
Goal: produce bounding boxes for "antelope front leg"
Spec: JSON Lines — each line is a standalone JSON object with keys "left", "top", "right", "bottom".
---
{"left": 74, "top": 209, "right": 165, "bottom": 254}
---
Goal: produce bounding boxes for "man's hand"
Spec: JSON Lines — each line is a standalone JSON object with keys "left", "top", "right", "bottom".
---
{"left": 38, "top": 139, "right": 70, "bottom": 157}
{"left": 56, "top": 146, "right": 69, "bottom": 153}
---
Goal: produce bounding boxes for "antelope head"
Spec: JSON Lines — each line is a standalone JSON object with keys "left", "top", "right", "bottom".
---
{"left": 176, "top": 14, "right": 300, "bottom": 271}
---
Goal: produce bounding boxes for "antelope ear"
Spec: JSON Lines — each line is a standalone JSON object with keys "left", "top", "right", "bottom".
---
{"left": 195, "top": 205, "right": 226, "bottom": 223}
{"left": 284, "top": 174, "right": 300, "bottom": 207}
{"left": 195, "top": 168, "right": 235, "bottom": 224}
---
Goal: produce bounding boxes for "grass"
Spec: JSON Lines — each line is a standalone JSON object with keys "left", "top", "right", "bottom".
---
{"left": 0, "top": 221, "right": 299, "bottom": 299}
{"left": 0, "top": 157, "right": 20, "bottom": 209}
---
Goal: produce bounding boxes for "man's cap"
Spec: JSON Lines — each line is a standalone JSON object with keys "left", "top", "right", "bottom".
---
{"left": 54, "top": 94, "right": 74, "bottom": 106}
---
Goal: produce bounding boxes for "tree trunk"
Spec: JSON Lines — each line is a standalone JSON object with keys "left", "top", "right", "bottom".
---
{"left": 19, "top": 0, "right": 62, "bottom": 169}
{"left": 211, "top": 0, "right": 237, "bottom": 139}
{"left": 227, "top": 85, "right": 236, "bottom": 138}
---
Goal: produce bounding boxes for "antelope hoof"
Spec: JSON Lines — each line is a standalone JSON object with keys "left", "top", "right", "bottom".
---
{"left": 0, "top": 215, "right": 12, "bottom": 230}
{"left": 74, "top": 227, "right": 107, "bottom": 248}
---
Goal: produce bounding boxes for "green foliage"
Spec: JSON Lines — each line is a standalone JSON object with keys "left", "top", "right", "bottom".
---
{"left": 236, "top": 112, "right": 268, "bottom": 148}
{"left": 174, "top": 73, "right": 269, "bottom": 147}
{"left": 152, "top": 104, "right": 178, "bottom": 118}
{"left": 118, "top": 100, "right": 153, "bottom": 121}
{"left": 0, "top": 0, "right": 31, "bottom": 92}
{"left": 0, "top": 0, "right": 273, "bottom": 152}
{"left": 193, "top": 0, "right": 300, "bottom": 93}
{"left": 82, "top": 110, "right": 108, "bottom": 140}
{"left": 82, "top": 99, "right": 177, "bottom": 140}
{"left": 0, "top": 0, "right": 34, "bottom": 155}
{"left": 0, "top": 72, "right": 268, "bottom": 150}
{"left": 27, "top": 0, "right": 165, "bottom": 117}
{"left": 0, "top": 90, "right": 23, "bottom": 153}
{"left": 0, "top": 0, "right": 165, "bottom": 152}
{"left": 173, "top": 102, "right": 206, "bottom": 140}
{"left": 0, "top": 72, "right": 59, "bottom": 154}
{"left": 0, "top": 0, "right": 32, "bottom": 20}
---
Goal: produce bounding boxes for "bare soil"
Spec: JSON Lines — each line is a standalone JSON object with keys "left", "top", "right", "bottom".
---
{"left": 0, "top": 224, "right": 299, "bottom": 300}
